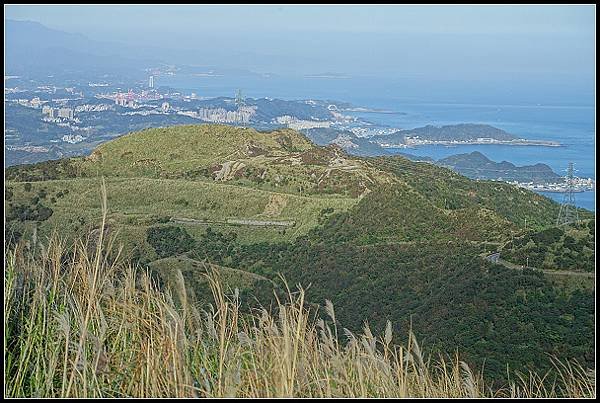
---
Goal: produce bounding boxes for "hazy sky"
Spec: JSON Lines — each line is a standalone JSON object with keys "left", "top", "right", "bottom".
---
{"left": 5, "top": 5, "right": 596, "bottom": 79}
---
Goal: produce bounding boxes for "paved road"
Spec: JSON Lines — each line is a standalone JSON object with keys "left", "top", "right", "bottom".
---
{"left": 484, "top": 252, "right": 594, "bottom": 278}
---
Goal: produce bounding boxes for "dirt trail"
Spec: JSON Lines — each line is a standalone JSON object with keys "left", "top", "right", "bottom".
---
{"left": 214, "top": 161, "right": 246, "bottom": 181}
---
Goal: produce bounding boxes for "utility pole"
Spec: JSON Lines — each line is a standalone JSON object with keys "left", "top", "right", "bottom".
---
{"left": 556, "top": 162, "right": 579, "bottom": 226}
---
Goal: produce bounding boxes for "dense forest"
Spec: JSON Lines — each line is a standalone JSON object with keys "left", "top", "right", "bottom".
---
{"left": 501, "top": 220, "right": 595, "bottom": 272}
{"left": 144, "top": 216, "right": 595, "bottom": 385}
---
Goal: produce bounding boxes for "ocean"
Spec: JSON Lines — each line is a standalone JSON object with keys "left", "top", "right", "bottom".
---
{"left": 351, "top": 103, "right": 596, "bottom": 212}
{"left": 159, "top": 74, "right": 596, "bottom": 211}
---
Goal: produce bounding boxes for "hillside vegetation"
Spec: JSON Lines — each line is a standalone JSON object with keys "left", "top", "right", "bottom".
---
{"left": 4, "top": 220, "right": 594, "bottom": 397}
{"left": 501, "top": 219, "right": 595, "bottom": 272}
{"left": 4, "top": 123, "right": 595, "bottom": 389}
{"left": 6, "top": 124, "right": 575, "bottom": 255}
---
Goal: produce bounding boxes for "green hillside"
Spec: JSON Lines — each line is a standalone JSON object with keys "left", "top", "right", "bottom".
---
{"left": 166, "top": 222, "right": 594, "bottom": 383}
{"left": 148, "top": 256, "right": 279, "bottom": 310}
{"left": 6, "top": 124, "right": 382, "bottom": 249}
{"left": 5, "top": 123, "right": 595, "bottom": 385}
{"left": 500, "top": 219, "right": 595, "bottom": 272}
{"left": 8, "top": 123, "right": 569, "bottom": 254}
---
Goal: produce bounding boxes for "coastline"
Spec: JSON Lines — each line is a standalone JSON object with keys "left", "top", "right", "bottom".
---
{"left": 344, "top": 107, "right": 404, "bottom": 114}
{"left": 379, "top": 139, "right": 561, "bottom": 148}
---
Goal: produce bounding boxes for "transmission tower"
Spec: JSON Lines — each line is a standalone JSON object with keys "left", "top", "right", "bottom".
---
{"left": 235, "top": 89, "right": 245, "bottom": 108}
{"left": 556, "top": 162, "right": 579, "bottom": 225}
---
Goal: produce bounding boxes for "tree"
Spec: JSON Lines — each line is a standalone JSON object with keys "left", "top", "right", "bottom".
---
{"left": 146, "top": 226, "right": 196, "bottom": 258}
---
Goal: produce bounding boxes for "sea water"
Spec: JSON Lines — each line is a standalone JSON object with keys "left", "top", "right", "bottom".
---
{"left": 159, "top": 74, "right": 596, "bottom": 211}
{"left": 351, "top": 103, "right": 595, "bottom": 212}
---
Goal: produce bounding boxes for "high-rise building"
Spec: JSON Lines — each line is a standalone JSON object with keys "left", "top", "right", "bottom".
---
{"left": 57, "top": 107, "right": 74, "bottom": 120}
{"left": 42, "top": 105, "right": 57, "bottom": 118}
{"left": 115, "top": 94, "right": 127, "bottom": 106}
{"left": 235, "top": 89, "right": 245, "bottom": 108}
{"left": 149, "top": 76, "right": 154, "bottom": 88}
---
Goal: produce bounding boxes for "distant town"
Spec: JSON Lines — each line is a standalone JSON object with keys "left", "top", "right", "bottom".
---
{"left": 509, "top": 177, "right": 595, "bottom": 193}
{"left": 4, "top": 71, "right": 594, "bottom": 194}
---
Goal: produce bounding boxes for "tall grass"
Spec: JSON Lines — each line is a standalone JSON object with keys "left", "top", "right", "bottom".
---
{"left": 4, "top": 185, "right": 595, "bottom": 398}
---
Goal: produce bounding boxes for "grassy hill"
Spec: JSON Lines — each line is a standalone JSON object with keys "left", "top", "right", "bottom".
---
{"left": 5, "top": 123, "right": 595, "bottom": 386}
{"left": 6, "top": 124, "right": 576, "bottom": 252}
{"left": 7, "top": 124, "right": 386, "bottom": 250}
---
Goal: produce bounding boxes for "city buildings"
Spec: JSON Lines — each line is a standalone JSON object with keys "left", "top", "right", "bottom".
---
{"left": 115, "top": 94, "right": 127, "bottom": 107}
{"left": 58, "top": 107, "right": 74, "bottom": 120}
{"left": 275, "top": 115, "right": 332, "bottom": 130}
{"left": 30, "top": 97, "right": 42, "bottom": 108}
{"left": 197, "top": 106, "right": 257, "bottom": 124}
{"left": 42, "top": 105, "right": 57, "bottom": 118}
{"left": 61, "top": 134, "right": 85, "bottom": 144}
{"left": 42, "top": 106, "right": 75, "bottom": 120}
{"left": 115, "top": 94, "right": 135, "bottom": 108}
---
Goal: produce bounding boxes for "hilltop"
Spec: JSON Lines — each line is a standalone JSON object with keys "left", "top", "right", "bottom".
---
{"left": 6, "top": 124, "right": 571, "bottom": 251}
{"left": 5, "top": 123, "right": 594, "bottom": 384}
{"left": 6, "top": 124, "right": 394, "bottom": 251}
{"left": 437, "top": 151, "right": 561, "bottom": 183}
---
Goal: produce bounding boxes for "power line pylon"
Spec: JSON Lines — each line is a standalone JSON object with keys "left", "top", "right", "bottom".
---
{"left": 556, "top": 162, "right": 579, "bottom": 226}
{"left": 235, "top": 89, "right": 245, "bottom": 108}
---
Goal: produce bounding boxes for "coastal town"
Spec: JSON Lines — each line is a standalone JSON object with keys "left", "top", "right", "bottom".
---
{"left": 509, "top": 177, "right": 595, "bottom": 193}
{"left": 4, "top": 73, "right": 595, "bottom": 199}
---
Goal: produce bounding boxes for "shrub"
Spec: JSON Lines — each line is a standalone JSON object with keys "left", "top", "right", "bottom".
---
{"left": 147, "top": 225, "right": 196, "bottom": 258}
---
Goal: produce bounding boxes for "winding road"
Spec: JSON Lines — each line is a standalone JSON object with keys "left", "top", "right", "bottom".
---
{"left": 484, "top": 252, "right": 594, "bottom": 278}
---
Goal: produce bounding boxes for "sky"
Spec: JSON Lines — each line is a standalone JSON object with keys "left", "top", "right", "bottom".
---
{"left": 5, "top": 5, "right": 596, "bottom": 82}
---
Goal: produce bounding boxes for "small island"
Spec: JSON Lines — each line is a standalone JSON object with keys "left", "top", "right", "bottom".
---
{"left": 435, "top": 151, "right": 595, "bottom": 192}
{"left": 437, "top": 151, "right": 561, "bottom": 183}
{"left": 370, "top": 123, "right": 561, "bottom": 148}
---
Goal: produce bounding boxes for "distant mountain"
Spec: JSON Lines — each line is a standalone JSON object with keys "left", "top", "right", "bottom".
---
{"left": 437, "top": 151, "right": 561, "bottom": 183}
{"left": 4, "top": 146, "right": 70, "bottom": 167}
{"left": 402, "top": 123, "right": 518, "bottom": 141}
{"left": 371, "top": 123, "right": 518, "bottom": 145}
{"left": 5, "top": 19, "right": 158, "bottom": 78}
{"left": 300, "top": 128, "right": 390, "bottom": 156}
{"left": 390, "top": 151, "right": 434, "bottom": 162}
